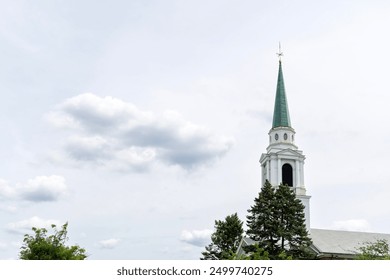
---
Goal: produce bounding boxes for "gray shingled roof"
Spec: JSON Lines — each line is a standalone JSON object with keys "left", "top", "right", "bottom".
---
{"left": 310, "top": 228, "right": 390, "bottom": 257}
{"left": 237, "top": 228, "right": 390, "bottom": 259}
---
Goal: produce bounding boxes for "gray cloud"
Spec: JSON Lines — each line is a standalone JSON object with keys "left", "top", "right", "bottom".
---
{"left": 64, "top": 136, "right": 111, "bottom": 162}
{"left": 48, "top": 93, "right": 234, "bottom": 170}
{"left": 0, "top": 175, "right": 68, "bottom": 203}
{"left": 19, "top": 176, "right": 68, "bottom": 202}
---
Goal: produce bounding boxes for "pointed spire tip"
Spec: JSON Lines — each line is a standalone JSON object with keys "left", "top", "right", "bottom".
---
{"left": 276, "top": 42, "right": 283, "bottom": 62}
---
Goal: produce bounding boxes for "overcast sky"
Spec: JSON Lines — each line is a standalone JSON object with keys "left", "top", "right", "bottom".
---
{"left": 1, "top": 0, "right": 390, "bottom": 259}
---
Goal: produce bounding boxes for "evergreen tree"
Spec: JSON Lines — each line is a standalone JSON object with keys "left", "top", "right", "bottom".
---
{"left": 201, "top": 213, "right": 243, "bottom": 260}
{"left": 245, "top": 180, "right": 313, "bottom": 259}
{"left": 246, "top": 180, "right": 280, "bottom": 256}
{"left": 274, "top": 184, "right": 312, "bottom": 259}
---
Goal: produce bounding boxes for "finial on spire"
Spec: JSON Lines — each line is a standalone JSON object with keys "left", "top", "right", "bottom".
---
{"left": 272, "top": 44, "right": 291, "bottom": 128}
{"left": 276, "top": 42, "right": 283, "bottom": 62}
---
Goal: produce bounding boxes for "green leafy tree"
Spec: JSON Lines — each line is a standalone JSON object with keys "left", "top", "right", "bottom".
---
{"left": 20, "top": 222, "right": 87, "bottom": 260}
{"left": 239, "top": 244, "right": 270, "bottom": 260}
{"left": 233, "top": 244, "right": 292, "bottom": 260}
{"left": 356, "top": 239, "right": 390, "bottom": 260}
{"left": 245, "top": 180, "right": 313, "bottom": 259}
{"left": 201, "top": 213, "right": 244, "bottom": 260}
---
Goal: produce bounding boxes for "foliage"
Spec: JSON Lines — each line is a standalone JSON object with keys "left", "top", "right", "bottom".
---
{"left": 232, "top": 244, "right": 293, "bottom": 260}
{"left": 201, "top": 213, "right": 244, "bottom": 260}
{"left": 240, "top": 244, "right": 270, "bottom": 260}
{"left": 356, "top": 239, "right": 390, "bottom": 260}
{"left": 246, "top": 180, "right": 279, "bottom": 256}
{"left": 20, "top": 223, "right": 87, "bottom": 260}
{"left": 245, "top": 180, "right": 313, "bottom": 259}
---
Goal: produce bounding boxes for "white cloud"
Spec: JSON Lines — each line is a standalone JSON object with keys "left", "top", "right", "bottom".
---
{"left": 180, "top": 229, "right": 213, "bottom": 247}
{"left": 331, "top": 219, "right": 372, "bottom": 232}
{"left": 99, "top": 238, "right": 120, "bottom": 249}
{"left": 20, "top": 175, "right": 68, "bottom": 202}
{"left": 47, "top": 93, "right": 234, "bottom": 170}
{"left": 6, "top": 216, "right": 62, "bottom": 234}
{"left": 111, "top": 147, "right": 156, "bottom": 171}
{"left": 0, "top": 179, "right": 16, "bottom": 199}
{"left": 50, "top": 93, "right": 153, "bottom": 132}
{"left": 45, "top": 111, "right": 81, "bottom": 130}
{"left": 0, "top": 175, "right": 68, "bottom": 202}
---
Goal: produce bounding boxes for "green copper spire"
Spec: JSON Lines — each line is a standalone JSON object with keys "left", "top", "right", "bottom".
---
{"left": 272, "top": 60, "right": 291, "bottom": 128}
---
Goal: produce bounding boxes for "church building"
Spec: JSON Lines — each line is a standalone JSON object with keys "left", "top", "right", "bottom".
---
{"left": 237, "top": 51, "right": 390, "bottom": 259}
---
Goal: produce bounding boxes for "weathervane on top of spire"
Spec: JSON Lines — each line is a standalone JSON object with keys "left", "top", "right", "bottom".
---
{"left": 277, "top": 42, "right": 283, "bottom": 62}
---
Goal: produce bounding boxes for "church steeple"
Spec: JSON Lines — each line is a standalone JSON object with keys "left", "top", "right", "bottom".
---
{"left": 266, "top": 56, "right": 296, "bottom": 149}
{"left": 259, "top": 47, "right": 311, "bottom": 229}
{"left": 272, "top": 61, "right": 291, "bottom": 128}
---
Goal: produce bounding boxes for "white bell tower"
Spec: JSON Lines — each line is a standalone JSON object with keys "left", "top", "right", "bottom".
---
{"left": 259, "top": 52, "right": 311, "bottom": 229}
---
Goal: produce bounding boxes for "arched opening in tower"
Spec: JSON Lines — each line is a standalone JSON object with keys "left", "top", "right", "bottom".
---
{"left": 282, "top": 163, "right": 293, "bottom": 187}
